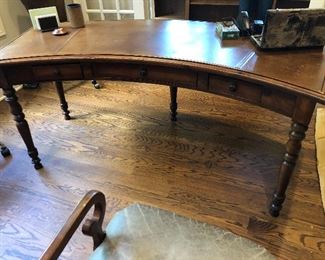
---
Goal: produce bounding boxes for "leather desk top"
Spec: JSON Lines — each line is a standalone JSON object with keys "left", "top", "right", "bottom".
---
{"left": 0, "top": 20, "right": 324, "bottom": 102}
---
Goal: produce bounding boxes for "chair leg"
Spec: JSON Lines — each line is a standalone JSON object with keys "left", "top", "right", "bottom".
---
{"left": 169, "top": 86, "right": 178, "bottom": 121}
{"left": 92, "top": 80, "right": 101, "bottom": 89}
{"left": 0, "top": 143, "right": 11, "bottom": 157}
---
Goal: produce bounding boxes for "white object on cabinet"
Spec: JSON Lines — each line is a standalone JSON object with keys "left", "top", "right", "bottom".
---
{"left": 0, "top": 16, "right": 6, "bottom": 37}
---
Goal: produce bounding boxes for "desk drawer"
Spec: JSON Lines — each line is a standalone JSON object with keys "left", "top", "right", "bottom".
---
{"left": 32, "top": 64, "right": 82, "bottom": 81}
{"left": 261, "top": 88, "right": 296, "bottom": 117}
{"left": 208, "top": 75, "right": 262, "bottom": 104}
{"left": 93, "top": 63, "right": 197, "bottom": 87}
{"left": 145, "top": 66, "right": 197, "bottom": 87}
{"left": 93, "top": 63, "right": 141, "bottom": 80}
{"left": 4, "top": 66, "right": 34, "bottom": 84}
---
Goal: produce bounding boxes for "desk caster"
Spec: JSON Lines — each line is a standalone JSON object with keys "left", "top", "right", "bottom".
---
{"left": 269, "top": 193, "right": 285, "bottom": 217}
{"left": 34, "top": 161, "right": 43, "bottom": 170}
{"left": 28, "top": 149, "right": 43, "bottom": 170}
{"left": 269, "top": 207, "right": 280, "bottom": 217}
{"left": 32, "top": 157, "right": 43, "bottom": 170}
{"left": 1, "top": 145, "right": 11, "bottom": 157}
{"left": 23, "top": 83, "right": 40, "bottom": 89}
{"left": 92, "top": 80, "right": 100, "bottom": 89}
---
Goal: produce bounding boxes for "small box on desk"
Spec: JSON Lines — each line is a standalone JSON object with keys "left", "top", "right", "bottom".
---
{"left": 216, "top": 21, "right": 240, "bottom": 40}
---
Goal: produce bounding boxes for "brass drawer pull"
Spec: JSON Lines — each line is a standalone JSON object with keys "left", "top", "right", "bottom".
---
{"left": 139, "top": 68, "right": 148, "bottom": 78}
{"left": 228, "top": 82, "right": 237, "bottom": 92}
{"left": 55, "top": 68, "right": 62, "bottom": 77}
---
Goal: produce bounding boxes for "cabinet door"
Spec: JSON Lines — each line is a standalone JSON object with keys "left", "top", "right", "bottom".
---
{"left": 75, "top": 0, "right": 145, "bottom": 21}
{"left": 0, "top": 16, "right": 5, "bottom": 37}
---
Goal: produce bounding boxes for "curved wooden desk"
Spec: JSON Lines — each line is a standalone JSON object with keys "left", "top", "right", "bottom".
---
{"left": 0, "top": 20, "right": 324, "bottom": 217}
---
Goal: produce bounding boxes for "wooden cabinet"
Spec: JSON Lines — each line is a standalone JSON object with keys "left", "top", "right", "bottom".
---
{"left": 154, "top": 0, "right": 239, "bottom": 21}
{"left": 276, "top": 0, "right": 310, "bottom": 8}
{"left": 153, "top": 0, "right": 310, "bottom": 21}
{"left": 153, "top": 0, "right": 188, "bottom": 20}
{"left": 189, "top": 0, "right": 240, "bottom": 21}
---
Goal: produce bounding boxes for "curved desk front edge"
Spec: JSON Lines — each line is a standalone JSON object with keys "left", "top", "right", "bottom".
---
{"left": 0, "top": 54, "right": 322, "bottom": 217}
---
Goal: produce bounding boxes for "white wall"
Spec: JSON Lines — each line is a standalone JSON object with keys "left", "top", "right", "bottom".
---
{"left": 0, "top": 0, "right": 32, "bottom": 47}
{"left": 310, "top": 0, "right": 325, "bottom": 8}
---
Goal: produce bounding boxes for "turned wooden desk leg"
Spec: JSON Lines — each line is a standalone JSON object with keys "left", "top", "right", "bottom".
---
{"left": 55, "top": 81, "right": 71, "bottom": 120}
{"left": 3, "top": 87, "right": 43, "bottom": 169}
{"left": 270, "top": 97, "right": 315, "bottom": 217}
{"left": 169, "top": 86, "right": 178, "bottom": 121}
{"left": 270, "top": 122, "right": 308, "bottom": 216}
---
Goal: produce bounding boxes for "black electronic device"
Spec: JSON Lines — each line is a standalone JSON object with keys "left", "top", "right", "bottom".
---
{"left": 37, "top": 15, "right": 59, "bottom": 32}
{"left": 252, "top": 20, "right": 264, "bottom": 35}
{"left": 236, "top": 0, "right": 273, "bottom": 35}
{"left": 239, "top": 0, "right": 273, "bottom": 21}
{"left": 236, "top": 11, "right": 251, "bottom": 35}
{"left": 236, "top": 11, "right": 265, "bottom": 36}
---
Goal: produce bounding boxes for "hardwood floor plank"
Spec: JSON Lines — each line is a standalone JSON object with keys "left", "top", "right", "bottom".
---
{"left": 0, "top": 81, "right": 324, "bottom": 259}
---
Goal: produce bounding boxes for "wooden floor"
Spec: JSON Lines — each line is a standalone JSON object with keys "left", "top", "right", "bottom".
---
{"left": 0, "top": 81, "right": 324, "bottom": 259}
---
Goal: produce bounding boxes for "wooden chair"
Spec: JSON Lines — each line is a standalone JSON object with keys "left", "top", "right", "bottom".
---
{"left": 0, "top": 143, "right": 11, "bottom": 157}
{"left": 41, "top": 190, "right": 274, "bottom": 260}
{"left": 41, "top": 190, "right": 106, "bottom": 259}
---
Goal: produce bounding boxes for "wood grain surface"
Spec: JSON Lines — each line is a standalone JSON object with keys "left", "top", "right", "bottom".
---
{"left": 0, "top": 80, "right": 324, "bottom": 259}
{"left": 0, "top": 21, "right": 324, "bottom": 104}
